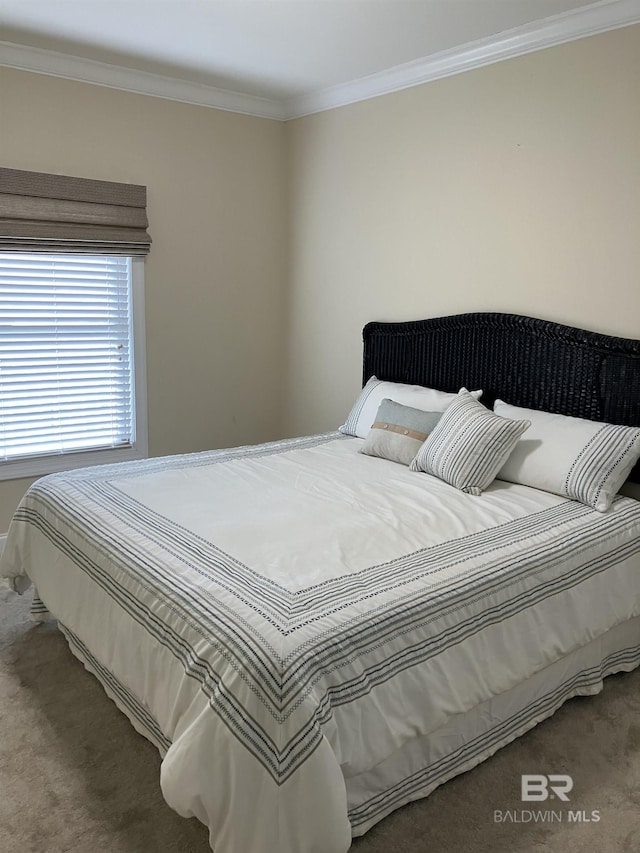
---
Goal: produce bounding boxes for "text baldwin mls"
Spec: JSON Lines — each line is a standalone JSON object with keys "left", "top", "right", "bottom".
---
{"left": 494, "top": 809, "right": 601, "bottom": 824}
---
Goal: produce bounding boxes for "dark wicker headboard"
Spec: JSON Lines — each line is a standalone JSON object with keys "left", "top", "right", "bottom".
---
{"left": 363, "top": 313, "right": 640, "bottom": 484}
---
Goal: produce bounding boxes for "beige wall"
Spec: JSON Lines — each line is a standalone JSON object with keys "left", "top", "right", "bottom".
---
{"left": 284, "top": 26, "right": 640, "bottom": 437}
{"left": 2, "top": 25, "right": 640, "bottom": 528}
{"left": 0, "top": 67, "right": 288, "bottom": 530}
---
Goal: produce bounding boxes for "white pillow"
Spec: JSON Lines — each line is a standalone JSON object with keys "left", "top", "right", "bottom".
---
{"left": 339, "top": 377, "right": 483, "bottom": 439}
{"left": 494, "top": 400, "right": 640, "bottom": 512}
{"left": 410, "top": 389, "right": 530, "bottom": 495}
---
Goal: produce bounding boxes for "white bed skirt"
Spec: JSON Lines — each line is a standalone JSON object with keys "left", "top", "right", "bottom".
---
{"left": 59, "top": 613, "right": 640, "bottom": 845}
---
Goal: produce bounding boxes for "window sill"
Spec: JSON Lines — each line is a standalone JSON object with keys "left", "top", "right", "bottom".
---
{"left": 0, "top": 445, "right": 148, "bottom": 482}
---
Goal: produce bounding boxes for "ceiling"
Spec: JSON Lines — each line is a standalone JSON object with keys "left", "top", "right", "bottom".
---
{"left": 0, "top": 0, "right": 638, "bottom": 118}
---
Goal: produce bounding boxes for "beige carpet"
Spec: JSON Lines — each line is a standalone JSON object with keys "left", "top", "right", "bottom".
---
{"left": 1, "top": 589, "right": 639, "bottom": 853}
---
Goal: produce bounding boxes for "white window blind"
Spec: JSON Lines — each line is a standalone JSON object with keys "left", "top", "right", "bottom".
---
{"left": 0, "top": 253, "right": 136, "bottom": 462}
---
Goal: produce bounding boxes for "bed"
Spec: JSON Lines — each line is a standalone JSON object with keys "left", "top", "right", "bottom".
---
{"left": 2, "top": 312, "right": 640, "bottom": 853}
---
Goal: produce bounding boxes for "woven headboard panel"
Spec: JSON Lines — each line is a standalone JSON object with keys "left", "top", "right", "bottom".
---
{"left": 362, "top": 313, "right": 640, "bottom": 484}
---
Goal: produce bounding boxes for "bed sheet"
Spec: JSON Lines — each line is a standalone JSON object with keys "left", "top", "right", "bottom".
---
{"left": 2, "top": 433, "right": 640, "bottom": 853}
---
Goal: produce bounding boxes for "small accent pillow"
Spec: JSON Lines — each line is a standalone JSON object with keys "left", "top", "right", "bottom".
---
{"left": 360, "top": 399, "right": 442, "bottom": 466}
{"left": 494, "top": 400, "right": 640, "bottom": 512}
{"left": 340, "top": 376, "right": 482, "bottom": 439}
{"left": 410, "top": 389, "right": 531, "bottom": 495}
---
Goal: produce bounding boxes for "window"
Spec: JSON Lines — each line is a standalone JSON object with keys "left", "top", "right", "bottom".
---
{"left": 0, "top": 166, "right": 151, "bottom": 479}
{"left": 0, "top": 252, "right": 147, "bottom": 480}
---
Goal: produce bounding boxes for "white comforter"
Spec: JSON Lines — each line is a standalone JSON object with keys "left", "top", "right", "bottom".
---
{"left": 2, "top": 433, "right": 640, "bottom": 853}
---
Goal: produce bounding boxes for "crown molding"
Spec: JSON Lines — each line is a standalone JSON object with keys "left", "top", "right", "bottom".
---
{"left": 283, "top": 0, "right": 640, "bottom": 119}
{"left": 0, "top": 40, "right": 287, "bottom": 121}
{"left": 0, "top": 0, "right": 638, "bottom": 122}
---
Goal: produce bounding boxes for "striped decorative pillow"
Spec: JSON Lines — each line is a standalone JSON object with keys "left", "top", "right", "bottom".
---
{"left": 494, "top": 400, "right": 640, "bottom": 512}
{"left": 410, "top": 390, "right": 531, "bottom": 495}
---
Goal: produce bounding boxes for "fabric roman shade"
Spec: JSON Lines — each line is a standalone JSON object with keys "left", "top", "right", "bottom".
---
{"left": 0, "top": 168, "right": 151, "bottom": 255}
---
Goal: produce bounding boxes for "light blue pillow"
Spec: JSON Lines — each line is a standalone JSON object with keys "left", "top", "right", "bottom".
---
{"left": 360, "top": 399, "right": 442, "bottom": 466}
